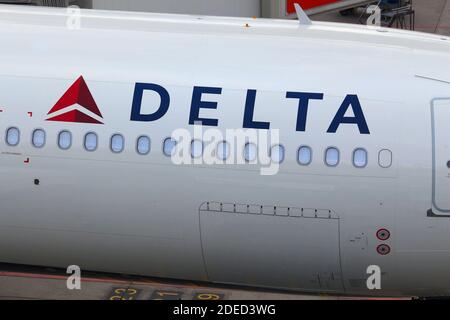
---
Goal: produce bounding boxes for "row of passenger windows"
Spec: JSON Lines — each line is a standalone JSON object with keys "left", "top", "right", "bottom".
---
{"left": 6, "top": 128, "right": 144, "bottom": 154}
{"left": 4, "top": 127, "right": 392, "bottom": 168}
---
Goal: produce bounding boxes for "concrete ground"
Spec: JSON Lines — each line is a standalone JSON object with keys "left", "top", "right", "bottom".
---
{"left": 0, "top": 264, "right": 340, "bottom": 300}
{"left": 0, "top": 264, "right": 409, "bottom": 300}
{"left": 312, "top": 0, "right": 450, "bottom": 36}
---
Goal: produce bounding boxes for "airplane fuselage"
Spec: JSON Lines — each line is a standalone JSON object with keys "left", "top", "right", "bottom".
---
{"left": 0, "top": 5, "right": 450, "bottom": 297}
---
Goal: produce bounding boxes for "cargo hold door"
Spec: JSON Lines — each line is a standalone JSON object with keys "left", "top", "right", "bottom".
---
{"left": 199, "top": 202, "right": 344, "bottom": 292}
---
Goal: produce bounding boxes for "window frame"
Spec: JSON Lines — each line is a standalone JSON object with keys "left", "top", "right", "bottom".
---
{"left": 162, "top": 137, "right": 177, "bottom": 157}
{"left": 110, "top": 133, "right": 125, "bottom": 154}
{"left": 352, "top": 148, "right": 368, "bottom": 168}
{"left": 136, "top": 135, "right": 151, "bottom": 155}
{"left": 378, "top": 149, "right": 393, "bottom": 169}
{"left": 57, "top": 130, "right": 72, "bottom": 150}
{"left": 216, "top": 140, "right": 230, "bottom": 161}
{"left": 5, "top": 127, "right": 20, "bottom": 147}
{"left": 243, "top": 142, "right": 258, "bottom": 163}
{"left": 191, "top": 139, "right": 204, "bottom": 159}
{"left": 297, "top": 145, "right": 313, "bottom": 166}
{"left": 31, "top": 128, "right": 46, "bottom": 149}
{"left": 270, "top": 144, "right": 285, "bottom": 164}
{"left": 84, "top": 131, "right": 98, "bottom": 152}
{"left": 324, "top": 147, "right": 340, "bottom": 167}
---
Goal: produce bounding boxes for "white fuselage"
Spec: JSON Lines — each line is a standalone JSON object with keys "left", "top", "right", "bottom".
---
{"left": 0, "top": 5, "right": 450, "bottom": 297}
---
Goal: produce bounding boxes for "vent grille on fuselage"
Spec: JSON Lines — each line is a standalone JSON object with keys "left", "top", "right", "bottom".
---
{"left": 40, "top": 0, "right": 69, "bottom": 7}
{"left": 0, "top": 0, "right": 79, "bottom": 7}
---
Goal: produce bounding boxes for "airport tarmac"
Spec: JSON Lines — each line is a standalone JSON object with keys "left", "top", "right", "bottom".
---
{"left": 0, "top": 264, "right": 410, "bottom": 300}
{"left": 313, "top": 0, "right": 450, "bottom": 36}
{"left": 0, "top": 264, "right": 330, "bottom": 300}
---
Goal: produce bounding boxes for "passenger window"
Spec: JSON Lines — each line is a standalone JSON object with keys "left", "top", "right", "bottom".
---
{"left": 111, "top": 134, "right": 124, "bottom": 153}
{"left": 270, "top": 145, "right": 285, "bottom": 164}
{"left": 84, "top": 132, "right": 98, "bottom": 151}
{"left": 217, "top": 141, "right": 230, "bottom": 160}
{"left": 32, "top": 129, "right": 46, "bottom": 148}
{"left": 163, "top": 138, "right": 177, "bottom": 157}
{"left": 58, "top": 131, "right": 72, "bottom": 150}
{"left": 191, "top": 140, "right": 203, "bottom": 158}
{"left": 6, "top": 127, "right": 20, "bottom": 146}
{"left": 325, "top": 147, "right": 340, "bottom": 167}
{"left": 297, "top": 146, "right": 312, "bottom": 165}
{"left": 378, "top": 149, "right": 393, "bottom": 168}
{"left": 353, "top": 148, "right": 368, "bottom": 168}
{"left": 137, "top": 136, "right": 151, "bottom": 155}
{"left": 244, "top": 143, "right": 257, "bottom": 162}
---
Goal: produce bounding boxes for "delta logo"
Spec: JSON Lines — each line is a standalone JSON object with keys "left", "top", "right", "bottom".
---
{"left": 46, "top": 76, "right": 104, "bottom": 124}
{"left": 46, "top": 76, "right": 371, "bottom": 135}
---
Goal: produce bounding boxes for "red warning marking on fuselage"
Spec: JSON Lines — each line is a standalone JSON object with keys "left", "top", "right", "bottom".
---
{"left": 376, "top": 228, "right": 391, "bottom": 241}
{"left": 24, "top": 158, "right": 30, "bottom": 164}
{"left": 376, "top": 244, "right": 391, "bottom": 255}
{"left": 28, "top": 112, "right": 33, "bottom": 117}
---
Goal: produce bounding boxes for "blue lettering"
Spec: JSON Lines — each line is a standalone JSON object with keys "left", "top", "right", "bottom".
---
{"left": 327, "top": 95, "right": 370, "bottom": 134}
{"left": 130, "top": 83, "right": 170, "bottom": 122}
{"left": 189, "top": 86, "right": 222, "bottom": 126}
{"left": 243, "top": 89, "right": 270, "bottom": 130}
{"left": 286, "top": 91, "right": 324, "bottom": 132}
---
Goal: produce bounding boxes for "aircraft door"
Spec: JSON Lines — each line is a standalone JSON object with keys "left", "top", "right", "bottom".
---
{"left": 431, "top": 99, "right": 450, "bottom": 215}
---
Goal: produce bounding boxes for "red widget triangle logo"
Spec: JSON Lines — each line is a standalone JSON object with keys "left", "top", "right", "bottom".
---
{"left": 46, "top": 76, "right": 104, "bottom": 124}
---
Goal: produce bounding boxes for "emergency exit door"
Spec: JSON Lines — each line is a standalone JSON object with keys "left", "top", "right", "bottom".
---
{"left": 432, "top": 99, "right": 450, "bottom": 214}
